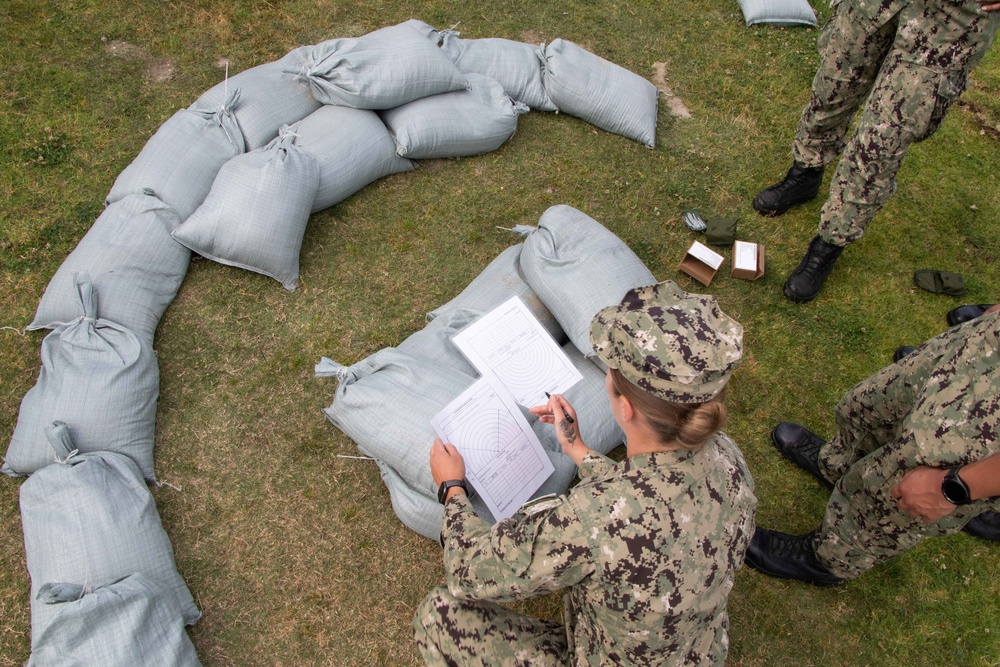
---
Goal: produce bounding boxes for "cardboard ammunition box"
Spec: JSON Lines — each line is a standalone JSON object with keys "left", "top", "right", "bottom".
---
{"left": 731, "top": 241, "right": 765, "bottom": 281}
{"left": 678, "top": 241, "right": 725, "bottom": 286}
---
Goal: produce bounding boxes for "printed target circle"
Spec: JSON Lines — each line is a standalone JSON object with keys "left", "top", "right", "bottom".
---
{"left": 494, "top": 338, "right": 562, "bottom": 398}
{"left": 455, "top": 409, "right": 523, "bottom": 470}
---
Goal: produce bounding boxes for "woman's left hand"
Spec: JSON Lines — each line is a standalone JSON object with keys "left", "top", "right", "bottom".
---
{"left": 430, "top": 438, "right": 466, "bottom": 486}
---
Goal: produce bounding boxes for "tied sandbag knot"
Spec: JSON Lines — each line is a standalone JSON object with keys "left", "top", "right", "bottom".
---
{"left": 512, "top": 101, "right": 530, "bottom": 115}
{"left": 37, "top": 581, "right": 92, "bottom": 604}
{"left": 46, "top": 421, "right": 81, "bottom": 464}
{"left": 315, "top": 357, "right": 359, "bottom": 383}
{"left": 496, "top": 224, "right": 536, "bottom": 237}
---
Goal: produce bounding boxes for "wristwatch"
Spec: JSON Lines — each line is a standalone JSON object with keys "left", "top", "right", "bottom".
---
{"left": 941, "top": 467, "right": 972, "bottom": 506}
{"left": 437, "top": 479, "right": 468, "bottom": 504}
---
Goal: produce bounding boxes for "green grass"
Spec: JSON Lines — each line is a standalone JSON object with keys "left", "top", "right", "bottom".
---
{"left": 2, "top": 1, "right": 999, "bottom": 665}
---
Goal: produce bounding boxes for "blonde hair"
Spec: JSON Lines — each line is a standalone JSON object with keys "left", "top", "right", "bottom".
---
{"left": 609, "top": 368, "right": 727, "bottom": 451}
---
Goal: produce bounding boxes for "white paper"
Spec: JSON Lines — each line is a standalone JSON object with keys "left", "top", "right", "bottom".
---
{"left": 431, "top": 377, "right": 555, "bottom": 520}
{"left": 452, "top": 296, "right": 582, "bottom": 408}
{"left": 734, "top": 241, "right": 757, "bottom": 271}
{"left": 688, "top": 241, "right": 725, "bottom": 270}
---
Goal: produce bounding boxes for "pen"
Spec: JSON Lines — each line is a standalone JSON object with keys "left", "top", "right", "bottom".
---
{"left": 544, "top": 392, "right": 575, "bottom": 424}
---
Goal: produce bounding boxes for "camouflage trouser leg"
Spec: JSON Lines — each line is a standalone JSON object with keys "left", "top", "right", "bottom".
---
{"left": 817, "top": 56, "right": 971, "bottom": 245}
{"left": 413, "top": 586, "right": 568, "bottom": 667}
{"left": 792, "top": 2, "right": 898, "bottom": 169}
{"left": 814, "top": 321, "right": 1000, "bottom": 578}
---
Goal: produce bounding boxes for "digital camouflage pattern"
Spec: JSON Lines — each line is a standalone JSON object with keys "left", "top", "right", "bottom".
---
{"left": 792, "top": 0, "right": 999, "bottom": 246}
{"left": 811, "top": 312, "right": 1000, "bottom": 578}
{"left": 589, "top": 282, "right": 743, "bottom": 404}
{"left": 414, "top": 439, "right": 757, "bottom": 666}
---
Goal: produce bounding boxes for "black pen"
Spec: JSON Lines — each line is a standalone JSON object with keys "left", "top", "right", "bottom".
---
{"left": 544, "top": 392, "right": 575, "bottom": 424}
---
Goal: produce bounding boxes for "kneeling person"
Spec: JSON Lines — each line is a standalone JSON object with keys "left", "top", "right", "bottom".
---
{"left": 414, "top": 282, "right": 757, "bottom": 666}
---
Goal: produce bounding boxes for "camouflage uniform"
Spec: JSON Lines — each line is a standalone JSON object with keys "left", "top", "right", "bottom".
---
{"left": 414, "top": 282, "right": 757, "bottom": 666}
{"left": 810, "top": 311, "right": 1000, "bottom": 578}
{"left": 414, "top": 440, "right": 756, "bottom": 666}
{"left": 792, "top": 0, "right": 999, "bottom": 246}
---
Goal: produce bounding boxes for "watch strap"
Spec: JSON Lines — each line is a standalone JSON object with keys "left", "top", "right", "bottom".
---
{"left": 437, "top": 479, "right": 468, "bottom": 504}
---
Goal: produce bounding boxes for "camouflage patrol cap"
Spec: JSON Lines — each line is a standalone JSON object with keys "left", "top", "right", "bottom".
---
{"left": 590, "top": 281, "right": 743, "bottom": 403}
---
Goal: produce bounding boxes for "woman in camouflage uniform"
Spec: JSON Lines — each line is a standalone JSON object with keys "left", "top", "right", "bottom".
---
{"left": 413, "top": 281, "right": 757, "bottom": 666}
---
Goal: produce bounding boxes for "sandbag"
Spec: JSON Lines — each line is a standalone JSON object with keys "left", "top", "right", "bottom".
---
{"left": 4, "top": 277, "right": 159, "bottom": 481}
{"left": 293, "top": 105, "right": 416, "bottom": 213}
{"left": 401, "top": 18, "right": 443, "bottom": 45}
{"left": 379, "top": 73, "right": 528, "bottom": 159}
{"left": 191, "top": 47, "right": 323, "bottom": 150}
{"left": 27, "top": 574, "right": 201, "bottom": 667}
{"left": 542, "top": 39, "right": 658, "bottom": 147}
{"left": 107, "top": 89, "right": 245, "bottom": 221}
{"left": 290, "top": 22, "right": 469, "bottom": 109}
{"left": 427, "top": 244, "right": 565, "bottom": 344}
{"left": 20, "top": 426, "right": 199, "bottom": 647}
{"left": 172, "top": 126, "right": 320, "bottom": 291}
{"left": 519, "top": 205, "right": 656, "bottom": 359}
{"left": 317, "top": 338, "right": 621, "bottom": 540}
{"left": 737, "top": 0, "right": 818, "bottom": 26}
{"left": 28, "top": 193, "right": 190, "bottom": 344}
{"left": 440, "top": 33, "right": 555, "bottom": 111}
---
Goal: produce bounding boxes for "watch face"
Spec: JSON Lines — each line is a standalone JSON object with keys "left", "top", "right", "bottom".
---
{"left": 942, "top": 472, "right": 971, "bottom": 505}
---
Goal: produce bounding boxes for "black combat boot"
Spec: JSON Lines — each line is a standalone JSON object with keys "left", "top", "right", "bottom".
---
{"left": 753, "top": 163, "right": 825, "bottom": 217}
{"left": 745, "top": 528, "right": 844, "bottom": 587}
{"left": 783, "top": 236, "right": 844, "bottom": 303}
{"left": 771, "top": 422, "right": 833, "bottom": 489}
{"left": 963, "top": 511, "right": 1000, "bottom": 542}
{"left": 893, "top": 346, "right": 917, "bottom": 363}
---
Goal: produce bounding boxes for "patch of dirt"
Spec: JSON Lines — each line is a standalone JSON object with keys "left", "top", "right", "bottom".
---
{"left": 216, "top": 58, "right": 231, "bottom": 69}
{"left": 103, "top": 38, "right": 175, "bottom": 84}
{"left": 103, "top": 39, "right": 143, "bottom": 59}
{"left": 145, "top": 58, "right": 175, "bottom": 83}
{"left": 652, "top": 62, "right": 692, "bottom": 119}
{"left": 520, "top": 29, "right": 547, "bottom": 45}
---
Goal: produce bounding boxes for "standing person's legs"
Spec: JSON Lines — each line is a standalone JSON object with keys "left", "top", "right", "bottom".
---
{"left": 817, "top": 56, "right": 971, "bottom": 246}
{"left": 413, "top": 586, "right": 568, "bottom": 667}
{"left": 792, "top": 4, "right": 899, "bottom": 169}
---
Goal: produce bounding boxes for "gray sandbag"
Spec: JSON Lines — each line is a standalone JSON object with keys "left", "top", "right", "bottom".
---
{"left": 4, "top": 277, "right": 159, "bottom": 481}
{"left": 439, "top": 32, "right": 556, "bottom": 111}
{"left": 190, "top": 47, "right": 323, "bottom": 150}
{"left": 20, "top": 425, "right": 200, "bottom": 648}
{"left": 317, "top": 340, "right": 621, "bottom": 540}
{"left": 379, "top": 73, "right": 528, "bottom": 159}
{"left": 519, "top": 205, "right": 656, "bottom": 359}
{"left": 107, "top": 89, "right": 245, "bottom": 220}
{"left": 289, "top": 22, "right": 469, "bottom": 109}
{"left": 737, "top": 0, "right": 818, "bottom": 26}
{"left": 401, "top": 18, "right": 443, "bottom": 45}
{"left": 542, "top": 39, "right": 658, "bottom": 147}
{"left": 28, "top": 574, "right": 201, "bottom": 667}
{"left": 172, "top": 126, "right": 320, "bottom": 291}
{"left": 427, "top": 244, "right": 565, "bottom": 344}
{"left": 293, "top": 105, "right": 416, "bottom": 213}
{"left": 28, "top": 192, "right": 190, "bottom": 344}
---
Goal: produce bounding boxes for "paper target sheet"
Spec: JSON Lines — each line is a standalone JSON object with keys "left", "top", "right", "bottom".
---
{"left": 452, "top": 296, "right": 582, "bottom": 408}
{"left": 431, "top": 377, "right": 555, "bottom": 520}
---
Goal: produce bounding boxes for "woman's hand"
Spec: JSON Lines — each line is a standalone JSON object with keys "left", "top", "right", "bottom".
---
{"left": 430, "top": 438, "right": 466, "bottom": 488}
{"left": 530, "top": 394, "right": 590, "bottom": 465}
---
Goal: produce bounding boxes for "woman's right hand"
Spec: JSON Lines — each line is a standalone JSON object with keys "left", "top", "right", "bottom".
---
{"left": 530, "top": 394, "right": 590, "bottom": 465}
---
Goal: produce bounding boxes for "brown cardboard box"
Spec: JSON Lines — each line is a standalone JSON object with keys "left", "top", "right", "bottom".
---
{"left": 731, "top": 240, "right": 765, "bottom": 281}
{"left": 678, "top": 241, "right": 725, "bottom": 286}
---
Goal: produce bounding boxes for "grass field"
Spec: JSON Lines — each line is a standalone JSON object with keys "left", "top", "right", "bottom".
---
{"left": 2, "top": 1, "right": 999, "bottom": 665}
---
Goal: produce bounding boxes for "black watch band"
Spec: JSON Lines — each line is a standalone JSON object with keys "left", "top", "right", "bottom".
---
{"left": 437, "top": 479, "right": 468, "bottom": 504}
{"left": 942, "top": 467, "right": 972, "bottom": 506}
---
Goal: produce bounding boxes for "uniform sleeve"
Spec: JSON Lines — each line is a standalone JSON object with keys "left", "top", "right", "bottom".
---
{"left": 441, "top": 493, "right": 597, "bottom": 603}
{"left": 577, "top": 451, "right": 615, "bottom": 481}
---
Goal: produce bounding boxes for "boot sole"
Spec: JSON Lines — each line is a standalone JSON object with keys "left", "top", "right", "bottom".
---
{"left": 783, "top": 283, "right": 817, "bottom": 304}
